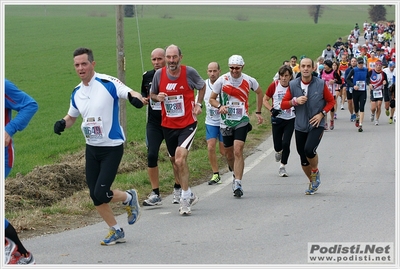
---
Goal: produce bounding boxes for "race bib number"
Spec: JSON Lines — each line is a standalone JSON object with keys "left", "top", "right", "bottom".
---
{"left": 226, "top": 101, "right": 245, "bottom": 120}
{"left": 373, "top": 89, "right": 383, "bottom": 98}
{"left": 207, "top": 103, "right": 220, "bottom": 120}
{"left": 164, "top": 95, "right": 185, "bottom": 117}
{"left": 150, "top": 99, "right": 162, "bottom": 110}
{"left": 356, "top": 81, "right": 366, "bottom": 91}
{"left": 82, "top": 116, "right": 104, "bottom": 143}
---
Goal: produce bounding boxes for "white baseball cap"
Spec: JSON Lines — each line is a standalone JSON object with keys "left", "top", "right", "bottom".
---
{"left": 228, "top": 55, "right": 245, "bottom": 65}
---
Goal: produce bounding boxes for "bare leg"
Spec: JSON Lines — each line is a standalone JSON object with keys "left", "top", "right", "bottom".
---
{"left": 174, "top": 147, "right": 190, "bottom": 191}
{"left": 207, "top": 138, "right": 219, "bottom": 173}
{"left": 233, "top": 140, "right": 245, "bottom": 179}
{"left": 147, "top": 167, "right": 159, "bottom": 189}
{"left": 225, "top": 145, "right": 235, "bottom": 175}
{"left": 96, "top": 203, "right": 117, "bottom": 227}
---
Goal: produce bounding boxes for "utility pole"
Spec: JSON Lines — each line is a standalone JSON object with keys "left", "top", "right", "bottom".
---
{"left": 116, "top": 5, "right": 127, "bottom": 147}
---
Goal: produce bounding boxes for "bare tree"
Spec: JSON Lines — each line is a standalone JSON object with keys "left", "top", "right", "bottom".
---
{"left": 308, "top": 5, "right": 323, "bottom": 24}
{"left": 368, "top": 5, "right": 387, "bottom": 22}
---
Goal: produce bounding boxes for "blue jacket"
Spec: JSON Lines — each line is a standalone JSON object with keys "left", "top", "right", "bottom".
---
{"left": 345, "top": 67, "right": 369, "bottom": 89}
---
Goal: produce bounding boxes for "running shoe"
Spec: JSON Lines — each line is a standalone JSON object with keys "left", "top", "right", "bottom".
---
{"left": 275, "top": 151, "right": 282, "bottom": 162}
{"left": 305, "top": 171, "right": 320, "bottom": 195}
{"left": 5, "top": 238, "right": 17, "bottom": 264}
{"left": 179, "top": 198, "right": 191, "bottom": 215}
{"left": 389, "top": 118, "right": 393, "bottom": 124}
{"left": 350, "top": 114, "right": 356, "bottom": 122}
{"left": 334, "top": 113, "right": 337, "bottom": 119}
{"left": 279, "top": 167, "right": 288, "bottom": 177}
{"left": 16, "top": 252, "right": 35, "bottom": 264}
{"left": 8, "top": 252, "right": 21, "bottom": 264}
{"left": 125, "top": 189, "right": 140, "bottom": 225}
{"left": 358, "top": 125, "right": 363, "bottom": 132}
{"left": 330, "top": 120, "right": 334, "bottom": 130}
{"left": 142, "top": 191, "right": 162, "bottom": 206}
{"left": 386, "top": 109, "right": 390, "bottom": 116}
{"left": 208, "top": 174, "right": 221, "bottom": 185}
{"left": 324, "top": 122, "right": 328, "bottom": 130}
{"left": 355, "top": 117, "right": 360, "bottom": 127}
{"left": 101, "top": 227, "right": 126, "bottom": 246}
{"left": 340, "top": 105, "right": 344, "bottom": 110}
{"left": 172, "top": 188, "right": 181, "bottom": 204}
{"left": 375, "top": 120, "right": 379, "bottom": 126}
{"left": 232, "top": 179, "right": 243, "bottom": 197}
{"left": 370, "top": 114, "right": 375, "bottom": 122}
{"left": 189, "top": 192, "right": 199, "bottom": 206}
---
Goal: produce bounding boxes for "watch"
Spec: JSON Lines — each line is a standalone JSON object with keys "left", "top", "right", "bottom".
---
{"left": 196, "top": 102, "right": 203, "bottom": 108}
{"left": 321, "top": 110, "right": 327, "bottom": 117}
{"left": 217, "top": 104, "right": 222, "bottom": 109}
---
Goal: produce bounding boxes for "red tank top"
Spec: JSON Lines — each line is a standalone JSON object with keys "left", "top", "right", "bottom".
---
{"left": 159, "top": 65, "right": 196, "bottom": 129}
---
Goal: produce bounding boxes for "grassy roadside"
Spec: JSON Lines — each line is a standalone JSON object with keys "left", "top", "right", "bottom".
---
{"left": 6, "top": 114, "right": 272, "bottom": 240}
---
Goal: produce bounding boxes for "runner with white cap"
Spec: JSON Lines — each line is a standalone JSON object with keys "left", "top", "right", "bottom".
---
{"left": 209, "top": 54, "right": 264, "bottom": 198}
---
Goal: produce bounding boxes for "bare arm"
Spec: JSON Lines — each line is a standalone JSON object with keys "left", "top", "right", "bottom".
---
{"left": 193, "top": 84, "right": 206, "bottom": 115}
{"left": 63, "top": 114, "right": 77, "bottom": 128}
{"left": 254, "top": 86, "right": 264, "bottom": 124}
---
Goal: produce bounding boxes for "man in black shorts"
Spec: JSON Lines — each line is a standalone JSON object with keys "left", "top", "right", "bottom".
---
{"left": 141, "top": 48, "right": 181, "bottom": 206}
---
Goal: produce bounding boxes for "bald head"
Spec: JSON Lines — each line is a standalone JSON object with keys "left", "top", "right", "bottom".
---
{"left": 151, "top": 48, "right": 165, "bottom": 70}
{"left": 165, "top": 44, "right": 182, "bottom": 72}
{"left": 207, "top": 62, "right": 221, "bottom": 83}
{"left": 208, "top": 62, "right": 220, "bottom": 70}
{"left": 165, "top": 44, "right": 181, "bottom": 56}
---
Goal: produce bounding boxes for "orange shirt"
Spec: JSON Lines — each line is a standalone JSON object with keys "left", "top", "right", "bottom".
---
{"left": 367, "top": 57, "right": 379, "bottom": 71}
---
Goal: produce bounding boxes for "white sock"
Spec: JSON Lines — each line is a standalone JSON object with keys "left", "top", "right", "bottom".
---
{"left": 123, "top": 192, "right": 132, "bottom": 204}
{"left": 181, "top": 188, "right": 191, "bottom": 199}
{"left": 112, "top": 224, "right": 121, "bottom": 231}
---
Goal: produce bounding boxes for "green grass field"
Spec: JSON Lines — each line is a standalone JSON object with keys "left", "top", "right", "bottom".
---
{"left": 4, "top": 4, "right": 396, "bottom": 177}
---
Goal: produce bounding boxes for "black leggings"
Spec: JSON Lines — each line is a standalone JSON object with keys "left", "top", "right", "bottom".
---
{"left": 85, "top": 144, "right": 124, "bottom": 206}
{"left": 146, "top": 121, "right": 164, "bottom": 168}
{"left": 352, "top": 90, "right": 367, "bottom": 113}
{"left": 272, "top": 118, "right": 295, "bottom": 165}
{"left": 295, "top": 127, "right": 324, "bottom": 166}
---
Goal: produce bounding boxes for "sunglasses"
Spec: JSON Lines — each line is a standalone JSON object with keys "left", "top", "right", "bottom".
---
{"left": 229, "top": 66, "right": 241, "bottom": 70}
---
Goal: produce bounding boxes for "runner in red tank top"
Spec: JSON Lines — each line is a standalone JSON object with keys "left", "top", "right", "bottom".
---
{"left": 150, "top": 44, "right": 206, "bottom": 216}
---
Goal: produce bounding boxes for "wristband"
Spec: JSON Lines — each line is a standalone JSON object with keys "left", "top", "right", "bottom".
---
{"left": 196, "top": 102, "right": 203, "bottom": 108}
{"left": 292, "top": 97, "right": 298, "bottom": 106}
{"left": 255, "top": 112, "right": 261, "bottom": 114}
{"left": 217, "top": 104, "right": 222, "bottom": 109}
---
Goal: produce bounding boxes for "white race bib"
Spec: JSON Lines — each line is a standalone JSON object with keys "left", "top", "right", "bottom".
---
{"left": 226, "top": 101, "right": 245, "bottom": 120}
{"left": 356, "top": 81, "right": 366, "bottom": 91}
{"left": 206, "top": 103, "right": 220, "bottom": 120}
{"left": 164, "top": 95, "right": 185, "bottom": 117}
{"left": 150, "top": 99, "right": 162, "bottom": 110}
{"left": 373, "top": 89, "right": 383, "bottom": 98}
{"left": 81, "top": 116, "right": 104, "bottom": 143}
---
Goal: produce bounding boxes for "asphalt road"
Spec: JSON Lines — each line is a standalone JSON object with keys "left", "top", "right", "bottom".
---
{"left": 22, "top": 99, "right": 397, "bottom": 268}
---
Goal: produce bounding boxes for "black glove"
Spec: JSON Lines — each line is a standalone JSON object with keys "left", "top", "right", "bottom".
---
{"left": 128, "top": 93, "right": 144, "bottom": 108}
{"left": 270, "top": 108, "right": 281, "bottom": 117}
{"left": 54, "top": 119, "right": 66, "bottom": 135}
